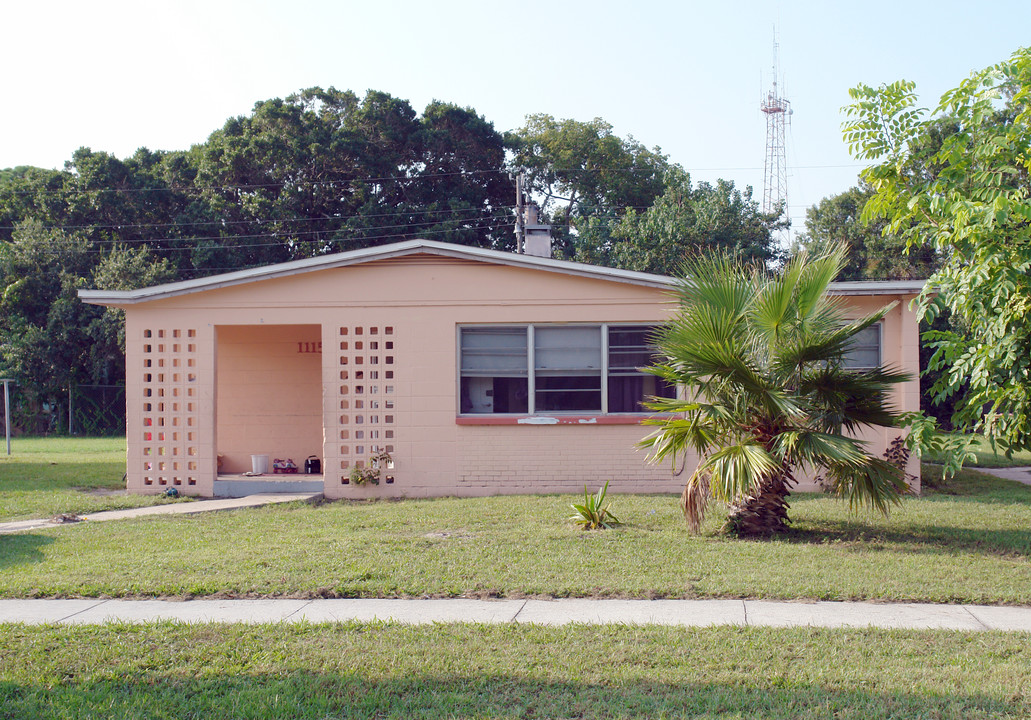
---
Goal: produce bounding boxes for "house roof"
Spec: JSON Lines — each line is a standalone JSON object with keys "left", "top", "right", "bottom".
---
{"left": 78, "top": 239, "right": 927, "bottom": 306}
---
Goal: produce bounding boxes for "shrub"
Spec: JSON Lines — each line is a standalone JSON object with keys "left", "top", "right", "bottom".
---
{"left": 569, "top": 481, "right": 622, "bottom": 530}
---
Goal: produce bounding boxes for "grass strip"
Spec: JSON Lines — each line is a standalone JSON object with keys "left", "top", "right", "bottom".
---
{"left": 2, "top": 467, "right": 1029, "bottom": 604}
{"left": 0, "top": 437, "right": 185, "bottom": 521}
{"left": 923, "top": 433, "right": 1031, "bottom": 468}
{"left": 0, "top": 622, "right": 1027, "bottom": 719}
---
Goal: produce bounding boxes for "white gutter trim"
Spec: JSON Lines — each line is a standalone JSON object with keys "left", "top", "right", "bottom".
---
{"left": 826, "top": 280, "right": 927, "bottom": 295}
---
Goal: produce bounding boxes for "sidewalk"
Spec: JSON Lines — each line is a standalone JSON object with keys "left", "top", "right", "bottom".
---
{"left": 976, "top": 466, "right": 1031, "bottom": 485}
{"left": 1, "top": 597, "right": 1029, "bottom": 631}
{"left": 0, "top": 493, "right": 321, "bottom": 535}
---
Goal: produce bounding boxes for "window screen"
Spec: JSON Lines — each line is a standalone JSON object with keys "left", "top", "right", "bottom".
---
{"left": 608, "top": 326, "right": 676, "bottom": 412}
{"left": 843, "top": 324, "right": 881, "bottom": 370}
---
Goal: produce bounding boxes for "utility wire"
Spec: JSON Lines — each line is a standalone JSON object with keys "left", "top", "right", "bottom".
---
{"left": 0, "top": 204, "right": 510, "bottom": 233}
{"left": 0, "top": 162, "right": 867, "bottom": 199}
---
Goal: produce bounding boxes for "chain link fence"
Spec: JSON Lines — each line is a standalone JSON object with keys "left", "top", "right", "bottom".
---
{"left": 69, "top": 384, "right": 126, "bottom": 436}
{"left": 0, "top": 383, "right": 126, "bottom": 437}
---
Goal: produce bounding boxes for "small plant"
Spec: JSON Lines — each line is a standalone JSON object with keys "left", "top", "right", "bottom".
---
{"left": 569, "top": 481, "right": 621, "bottom": 530}
{"left": 349, "top": 450, "right": 392, "bottom": 486}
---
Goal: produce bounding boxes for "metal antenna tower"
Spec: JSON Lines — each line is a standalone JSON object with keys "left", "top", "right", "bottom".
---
{"left": 760, "top": 33, "right": 792, "bottom": 240}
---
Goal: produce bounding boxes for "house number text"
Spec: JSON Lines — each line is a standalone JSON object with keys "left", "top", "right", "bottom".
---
{"left": 297, "top": 342, "right": 323, "bottom": 354}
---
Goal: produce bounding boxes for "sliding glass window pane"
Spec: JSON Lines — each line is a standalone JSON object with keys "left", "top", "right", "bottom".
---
{"left": 534, "top": 326, "right": 601, "bottom": 374}
{"left": 460, "top": 376, "right": 528, "bottom": 413}
{"left": 460, "top": 327, "right": 528, "bottom": 413}
{"left": 608, "top": 325, "right": 675, "bottom": 412}
{"left": 461, "top": 327, "right": 528, "bottom": 375}
{"left": 535, "top": 326, "right": 601, "bottom": 411}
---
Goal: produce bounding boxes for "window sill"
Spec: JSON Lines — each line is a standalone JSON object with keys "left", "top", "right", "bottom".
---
{"left": 455, "top": 414, "right": 665, "bottom": 426}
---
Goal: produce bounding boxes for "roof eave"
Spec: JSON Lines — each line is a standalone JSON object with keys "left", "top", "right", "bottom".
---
{"left": 77, "top": 240, "right": 677, "bottom": 306}
{"left": 826, "top": 280, "right": 928, "bottom": 296}
{"left": 77, "top": 238, "right": 930, "bottom": 307}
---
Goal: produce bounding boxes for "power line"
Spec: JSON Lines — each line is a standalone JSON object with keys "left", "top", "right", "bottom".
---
{"left": 0, "top": 204, "right": 508, "bottom": 233}
{"left": 17, "top": 214, "right": 513, "bottom": 251}
{"left": 0, "top": 162, "right": 867, "bottom": 199}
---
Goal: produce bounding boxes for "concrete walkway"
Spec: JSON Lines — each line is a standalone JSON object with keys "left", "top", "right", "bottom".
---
{"left": 0, "top": 597, "right": 1028, "bottom": 631}
{"left": 0, "top": 493, "right": 321, "bottom": 535}
{"left": 976, "top": 466, "right": 1031, "bottom": 485}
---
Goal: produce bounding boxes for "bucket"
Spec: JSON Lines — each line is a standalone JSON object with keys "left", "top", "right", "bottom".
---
{"left": 250, "top": 454, "right": 269, "bottom": 474}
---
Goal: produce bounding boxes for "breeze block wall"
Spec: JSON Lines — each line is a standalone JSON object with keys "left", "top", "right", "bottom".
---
{"left": 124, "top": 313, "right": 216, "bottom": 496}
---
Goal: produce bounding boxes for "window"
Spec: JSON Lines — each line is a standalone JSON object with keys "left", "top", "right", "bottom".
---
{"left": 843, "top": 324, "right": 881, "bottom": 370}
{"left": 608, "top": 325, "right": 675, "bottom": 412}
{"left": 460, "top": 327, "right": 528, "bottom": 413}
{"left": 534, "top": 326, "right": 602, "bottom": 411}
{"left": 459, "top": 324, "right": 674, "bottom": 415}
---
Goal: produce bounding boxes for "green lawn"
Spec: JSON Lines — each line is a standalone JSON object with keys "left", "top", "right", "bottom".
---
{"left": 0, "top": 436, "right": 187, "bottom": 521}
{"left": 0, "top": 623, "right": 1027, "bottom": 719}
{"left": 2, "top": 462, "right": 1029, "bottom": 604}
{"left": 2, "top": 438, "right": 1029, "bottom": 719}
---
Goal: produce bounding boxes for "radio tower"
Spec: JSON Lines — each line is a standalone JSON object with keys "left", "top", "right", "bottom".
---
{"left": 761, "top": 33, "right": 792, "bottom": 245}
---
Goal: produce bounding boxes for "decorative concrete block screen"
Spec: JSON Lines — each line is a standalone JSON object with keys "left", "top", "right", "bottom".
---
{"left": 336, "top": 325, "right": 396, "bottom": 485}
{"left": 140, "top": 328, "right": 199, "bottom": 488}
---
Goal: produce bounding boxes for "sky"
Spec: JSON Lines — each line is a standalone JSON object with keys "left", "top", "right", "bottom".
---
{"left": 3, "top": 0, "right": 1029, "bottom": 234}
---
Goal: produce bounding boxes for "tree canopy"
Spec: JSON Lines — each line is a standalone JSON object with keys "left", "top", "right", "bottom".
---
{"left": 506, "top": 114, "right": 671, "bottom": 258}
{"left": 584, "top": 168, "right": 782, "bottom": 273}
{"left": 794, "top": 183, "right": 937, "bottom": 280}
{"left": 843, "top": 46, "right": 1031, "bottom": 452}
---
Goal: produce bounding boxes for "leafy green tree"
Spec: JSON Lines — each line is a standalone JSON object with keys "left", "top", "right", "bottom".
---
{"left": 584, "top": 168, "right": 782, "bottom": 273}
{"left": 843, "top": 47, "right": 1031, "bottom": 452}
{"left": 0, "top": 149, "right": 215, "bottom": 277}
{"left": 404, "top": 101, "right": 512, "bottom": 249}
{"left": 197, "top": 88, "right": 512, "bottom": 263}
{"left": 0, "top": 221, "right": 95, "bottom": 432}
{"left": 795, "top": 183, "right": 936, "bottom": 280}
{"left": 642, "top": 245, "right": 910, "bottom": 536}
{"left": 507, "top": 114, "right": 669, "bottom": 256}
{"left": 0, "top": 222, "right": 175, "bottom": 432}
{"left": 0, "top": 166, "right": 71, "bottom": 241}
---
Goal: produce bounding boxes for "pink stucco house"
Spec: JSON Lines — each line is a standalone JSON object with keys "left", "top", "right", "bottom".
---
{"left": 79, "top": 240, "right": 923, "bottom": 499}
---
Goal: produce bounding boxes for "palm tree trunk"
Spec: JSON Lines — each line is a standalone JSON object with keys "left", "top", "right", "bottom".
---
{"left": 724, "top": 470, "right": 794, "bottom": 537}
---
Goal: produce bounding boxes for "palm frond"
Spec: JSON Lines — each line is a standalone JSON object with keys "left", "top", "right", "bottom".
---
{"left": 773, "top": 303, "right": 898, "bottom": 373}
{"left": 681, "top": 468, "right": 711, "bottom": 533}
{"left": 697, "top": 441, "right": 780, "bottom": 505}
{"left": 640, "top": 401, "right": 731, "bottom": 462}
{"left": 821, "top": 455, "right": 910, "bottom": 515}
{"left": 793, "top": 244, "right": 849, "bottom": 320}
{"left": 801, "top": 365, "right": 910, "bottom": 433}
{"left": 773, "top": 429, "right": 867, "bottom": 469}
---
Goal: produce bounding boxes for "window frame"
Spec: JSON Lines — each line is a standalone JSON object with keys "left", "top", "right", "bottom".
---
{"left": 842, "top": 322, "right": 882, "bottom": 370}
{"left": 457, "top": 323, "right": 671, "bottom": 417}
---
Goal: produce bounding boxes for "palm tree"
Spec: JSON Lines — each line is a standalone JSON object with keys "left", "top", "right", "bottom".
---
{"left": 641, "top": 244, "right": 911, "bottom": 536}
